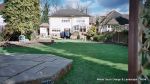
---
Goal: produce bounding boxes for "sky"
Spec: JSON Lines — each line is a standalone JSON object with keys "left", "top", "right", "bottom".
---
{"left": 0, "top": 0, "right": 3, "bottom": 4}
{"left": 60, "top": 0, "right": 129, "bottom": 16}
{"left": 0, "top": 0, "right": 129, "bottom": 16}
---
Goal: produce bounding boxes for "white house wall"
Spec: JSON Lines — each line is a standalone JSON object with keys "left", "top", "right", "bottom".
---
{"left": 99, "top": 25, "right": 113, "bottom": 33}
{"left": 40, "top": 27, "right": 48, "bottom": 38}
{"left": 49, "top": 17, "right": 89, "bottom": 37}
{"left": 71, "top": 17, "right": 89, "bottom": 26}
{"left": 49, "top": 17, "right": 71, "bottom": 31}
{"left": 0, "top": 15, "right": 6, "bottom": 32}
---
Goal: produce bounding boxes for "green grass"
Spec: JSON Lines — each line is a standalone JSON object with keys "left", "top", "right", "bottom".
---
{"left": 0, "top": 42, "right": 128, "bottom": 84}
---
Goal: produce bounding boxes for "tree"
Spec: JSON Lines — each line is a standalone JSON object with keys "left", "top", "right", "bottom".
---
{"left": 41, "top": 2, "right": 49, "bottom": 23}
{"left": 111, "top": 24, "right": 124, "bottom": 32}
{"left": 96, "top": 18, "right": 99, "bottom": 27}
{"left": 86, "top": 26, "right": 97, "bottom": 39}
{"left": 40, "top": 0, "right": 60, "bottom": 23}
{"left": 2, "top": 0, "right": 40, "bottom": 40}
{"left": 138, "top": 0, "right": 150, "bottom": 83}
{"left": 76, "top": 2, "right": 88, "bottom": 14}
{"left": 75, "top": 1, "right": 90, "bottom": 14}
{"left": 64, "top": 0, "right": 90, "bottom": 14}
{"left": 95, "top": 17, "right": 100, "bottom": 33}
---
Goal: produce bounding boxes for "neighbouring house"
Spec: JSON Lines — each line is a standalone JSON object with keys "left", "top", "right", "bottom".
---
{"left": 0, "top": 4, "right": 6, "bottom": 33}
{"left": 89, "top": 16, "right": 105, "bottom": 30}
{"left": 90, "top": 16, "right": 105, "bottom": 33}
{"left": 89, "top": 16, "right": 96, "bottom": 27}
{"left": 98, "top": 10, "right": 129, "bottom": 33}
{"left": 40, "top": 23, "right": 49, "bottom": 38}
{"left": 48, "top": 9, "right": 90, "bottom": 39}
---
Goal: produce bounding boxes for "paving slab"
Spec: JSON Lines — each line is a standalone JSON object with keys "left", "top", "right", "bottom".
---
{"left": 31, "top": 56, "right": 57, "bottom": 62}
{"left": 9, "top": 54, "right": 42, "bottom": 61}
{"left": 0, "top": 77, "right": 9, "bottom": 84}
{"left": 0, "top": 56, "right": 17, "bottom": 62}
{"left": 0, "top": 54, "right": 73, "bottom": 84}
{"left": 0, "top": 64, "right": 41, "bottom": 77}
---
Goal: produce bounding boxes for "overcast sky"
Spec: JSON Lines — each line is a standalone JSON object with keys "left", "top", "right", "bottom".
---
{"left": 0, "top": 0, "right": 129, "bottom": 16}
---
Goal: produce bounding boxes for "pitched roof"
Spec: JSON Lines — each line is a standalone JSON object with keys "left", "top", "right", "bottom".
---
{"left": 89, "top": 16, "right": 105, "bottom": 24}
{"left": 89, "top": 16, "right": 96, "bottom": 24}
{"left": 107, "top": 19, "right": 119, "bottom": 24}
{"left": 100, "top": 10, "right": 129, "bottom": 25}
{"left": 40, "top": 23, "right": 49, "bottom": 27}
{"left": 49, "top": 9, "right": 90, "bottom": 17}
{"left": 122, "top": 14, "right": 129, "bottom": 19}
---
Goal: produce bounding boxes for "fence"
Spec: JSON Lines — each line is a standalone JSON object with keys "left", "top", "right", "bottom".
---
{"left": 105, "top": 31, "right": 128, "bottom": 45}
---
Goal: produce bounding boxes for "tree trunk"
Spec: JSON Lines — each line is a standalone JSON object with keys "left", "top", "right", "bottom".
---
{"left": 128, "top": 0, "right": 139, "bottom": 84}
{"left": 118, "top": 32, "right": 119, "bottom": 43}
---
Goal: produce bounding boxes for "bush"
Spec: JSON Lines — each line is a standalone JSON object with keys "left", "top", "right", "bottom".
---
{"left": 86, "top": 26, "right": 97, "bottom": 38}
{"left": 9, "top": 32, "right": 21, "bottom": 41}
{"left": 93, "top": 35, "right": 106, "bottom": 42}
{"left": 86, "top": 36, "right": 91, "bottom": 40}
{"left": 77, "top": 34, "right": 80, "bottom": 39}
{"left": 0, "top": 33, "right": 4, "bottom": 41}
{"left": 104, "top": 32, "right": 114, "bottom": 41}
{"left": 25, "top": 31, "right": 37, "bottom": 40}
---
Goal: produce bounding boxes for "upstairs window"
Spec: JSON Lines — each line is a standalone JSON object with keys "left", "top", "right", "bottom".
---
{"left": 62, "top": 19, "right": 70, "bottom": 22}
{"left": 77, "top": 20, "right": 85, "bottom": 22}
{"left": 52, "top": 29, "right": 60, "bottom": 32}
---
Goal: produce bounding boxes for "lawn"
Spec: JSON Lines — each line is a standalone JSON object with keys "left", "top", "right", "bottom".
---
{"left": 0, "top": 42, "right": 128, "bottom": 84}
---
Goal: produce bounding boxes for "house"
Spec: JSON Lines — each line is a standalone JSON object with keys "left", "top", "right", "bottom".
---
{"left": 39, "top": 23, "right": 49, "bottom": 38}
{"left": 89, "top": 16, "right": 96, "bottom": 26}
{"left": 89, "top": 16, "right": 105, "bottom": 26}
{"left": 48, "top": 9, "right": 90, "bottom": 39}
{"left": 98, "top": 10, "right": 129, "bottom": 33}
{"left": 0, "top": 4, "right": 6, "bottom": 33}
{"left": 0, "top": 15, "right": 6, "bottom": 33}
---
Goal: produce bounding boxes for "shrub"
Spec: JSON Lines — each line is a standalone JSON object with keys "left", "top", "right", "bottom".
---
{"left": 9, "top": 32, "right": 21, "bottom": 41}
{"left": 93, "top": 35, "right": 106, "bottom": 42}
{"left": 77, "top": 34, "right": 80, "bottom": 39}
{"left": 25, "top": 31, "right": 36, "bottom": 40}
{"left": 86, "top": 26, "right": 97, "bottom": 37}
{"left": 104, "top": 32, "right": 114, "bottom": 41}
{"left": 86, "top": 36, "right": 91, "bottom": 40}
